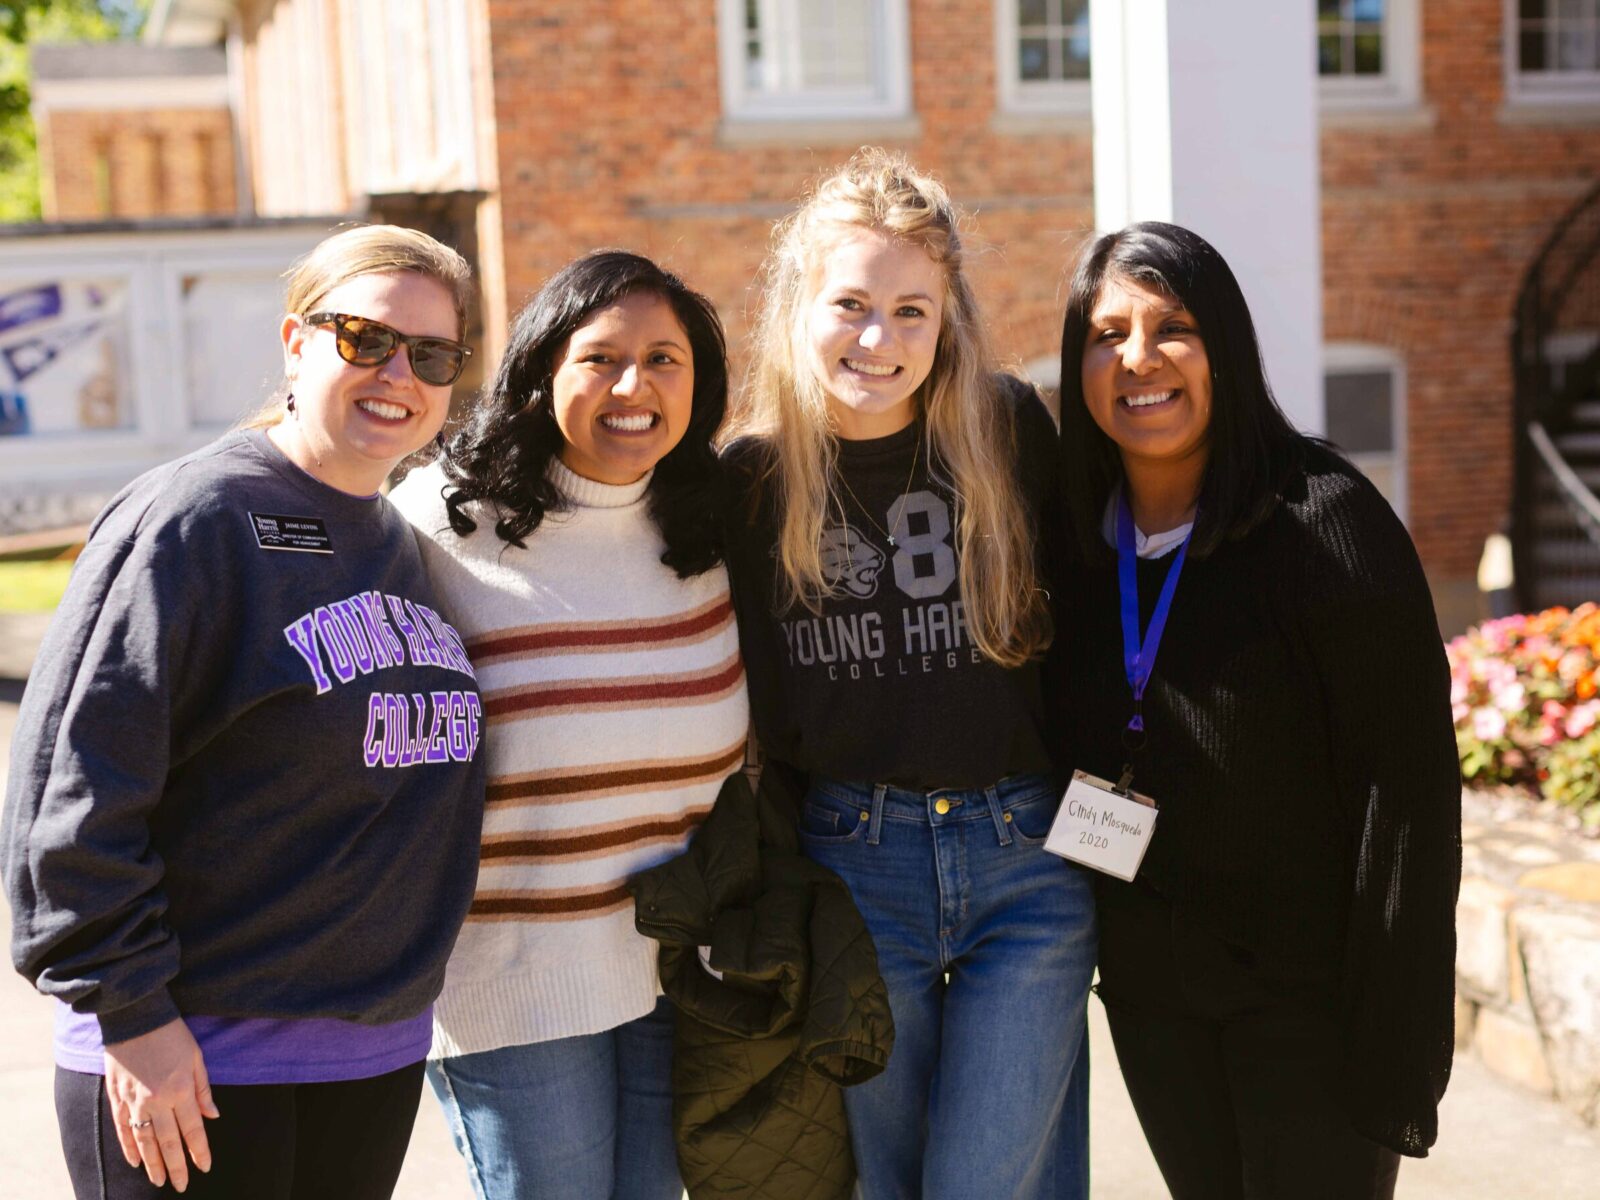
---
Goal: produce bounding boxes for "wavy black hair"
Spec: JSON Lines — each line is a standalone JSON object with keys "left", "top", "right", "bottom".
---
{"left": 440, "top": 250, "right": 728, "bottom": 577}
{"left": 1058, "top": 221, "right": 1306, "bottom": 561}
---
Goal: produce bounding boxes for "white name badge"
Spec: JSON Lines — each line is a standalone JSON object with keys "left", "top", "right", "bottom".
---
{"left": 1044, "top": 769, "right": 1158, "bottom": 882}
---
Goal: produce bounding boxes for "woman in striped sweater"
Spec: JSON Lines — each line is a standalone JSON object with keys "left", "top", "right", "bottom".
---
{"left": 390, "top": 251, "right": 748, "bottom": 1200}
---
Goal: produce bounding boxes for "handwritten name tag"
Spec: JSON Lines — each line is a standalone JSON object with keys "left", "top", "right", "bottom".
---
{"left": 1044, "top": 769, "right": 1158, "bottom": 882}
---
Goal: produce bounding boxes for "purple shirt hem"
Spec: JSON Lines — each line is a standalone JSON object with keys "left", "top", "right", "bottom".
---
{"left": 53, "top": 1001, "right": 432, "bottom": 1086}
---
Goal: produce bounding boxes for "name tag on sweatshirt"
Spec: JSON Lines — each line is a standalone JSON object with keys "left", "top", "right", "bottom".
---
{"left": 249, "top": 512, "right": 333, "bottom": 554}
{"left": 1044, "top": 770, "right": 1157, "bottom": 882}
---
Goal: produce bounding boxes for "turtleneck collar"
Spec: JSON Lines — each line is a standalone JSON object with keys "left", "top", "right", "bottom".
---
{"left": 548, "top": 457, "right": 653, "bottom": 509}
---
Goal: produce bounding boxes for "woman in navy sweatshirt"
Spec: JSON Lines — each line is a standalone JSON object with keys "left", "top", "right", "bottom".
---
{"left": 3, "top": 225, "right": 486, "bottom": 1199}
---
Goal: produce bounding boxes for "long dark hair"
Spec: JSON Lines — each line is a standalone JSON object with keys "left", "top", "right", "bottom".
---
{"left": 441, "top": 250, "right": 728, "bottom": 577}
{"left": 1057, "top": 221, "right": 1305, "bottom": 560}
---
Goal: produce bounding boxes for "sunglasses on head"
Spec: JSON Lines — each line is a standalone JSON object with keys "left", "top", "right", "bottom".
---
{"left": 303, "top": 312, "right": 472, "bottom": 386}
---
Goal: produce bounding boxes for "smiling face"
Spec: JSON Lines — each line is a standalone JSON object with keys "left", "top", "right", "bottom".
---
{"left": 1080, "top": 274, "right": 1214, "bottom": 478}
{"left": 805, "top": 228, "right": 944, "bottom": 440}
{"left": 550, "top": 290, "right": 695, "bottom": 486}
{"left": 275, "top": 270, "right": 459, "bottom": 495}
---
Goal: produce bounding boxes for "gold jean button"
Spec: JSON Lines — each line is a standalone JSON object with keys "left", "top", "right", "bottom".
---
{"left": 1004, "top": 812, "right": 1013, "bottom": 823}
{"left": 934, "top": 798, "right": 951, "bottom": 815}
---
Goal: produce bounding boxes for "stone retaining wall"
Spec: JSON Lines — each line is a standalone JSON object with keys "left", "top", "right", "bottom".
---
{"left": 1457, "top": 790, "right": 1600, "bottom": 1125}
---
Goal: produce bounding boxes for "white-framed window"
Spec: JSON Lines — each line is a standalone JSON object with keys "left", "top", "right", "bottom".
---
{"left": 1324, "top": 344, "right": 1407, "bottom": 521}
{"left": 1317, "top": 0, "right": 1422, "bottom": 111}
{"left": 716, "top": 0, "right": 911, "bottom": 121}
{"left": 995, "top": 0, "right": 1091, "bottom": 116}
{"left": 1508, "top": 0, "right": 1600, "bottom": 105}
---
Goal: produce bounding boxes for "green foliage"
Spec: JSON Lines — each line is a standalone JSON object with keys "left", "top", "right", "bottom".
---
{"left": 1542, "top": 729, "right": 1600, "bottom": 829}
{"left": 0, "top": 1, "right": 151, "bottom": 223}
{"left": 0, "top": 557, "right": 73, "bottom": 612}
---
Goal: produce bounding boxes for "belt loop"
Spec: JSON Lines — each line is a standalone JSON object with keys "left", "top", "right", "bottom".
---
{"left": 985, "top": 786, "right": 1012, "bottom": 846}
{"left": 867, "top": 784, "right": 887, "bottom": 846}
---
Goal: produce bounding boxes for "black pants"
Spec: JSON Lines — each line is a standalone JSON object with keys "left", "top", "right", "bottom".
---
{"left": 1096, "top": 882, "right": 1401, "bottom": 1200}
{"left": 54, "top": 1061, "right": 424, "bottom": 1200}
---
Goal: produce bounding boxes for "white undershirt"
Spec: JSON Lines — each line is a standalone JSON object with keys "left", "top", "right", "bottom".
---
{"left": 1101, "top": 496, "right": 1194, "bottom": 560}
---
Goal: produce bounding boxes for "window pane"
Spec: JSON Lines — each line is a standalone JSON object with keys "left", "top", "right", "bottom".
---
{"left": 1556, "top": 0, "right": 1587, "bottom": 20}
{"left": 744, "top": 0, "right": 880, "bottom": 97}
{"left": 1326, "top": 370, "right": 1394, "bottom": 455}
{"left": 1519, "top": 0, "right": 1547, "bottom": 18}
{"left": 1020, "top": 37, "right": 1051, "bottom": 81}
{"left": 1020, "top": 0, "right": 1049, "bottom": 26}
{"left": 1556, "top": 24, "right": 1595, "bottom": 70}
{"left": 1061, "top": 31, "right": 1090, "bottom": 79}
{"left": 1319, "top": 33, "right": 1344, "bottom": 74}
{"left": 1521, "top": 28, "right": 1548, "bottom": 70}
{"left": 1352, "top": 0, "right": 1384, "bottom": 21}
{"left": 1062, "top": 0, "right": 1090, "bottom": 25}
{"left": 745, "top": 38, "right": 762, "bottom": 89}
{"left": 1353, "top": 27, "right": 1383, "bottom": 73}
{"left": 1318, "top": 0, "right": 1343, "bottom": 18}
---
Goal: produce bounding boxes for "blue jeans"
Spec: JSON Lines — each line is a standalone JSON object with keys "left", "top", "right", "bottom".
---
{"left": 800, "top": 775, "right": 1096, "bottom": 1200}
{"left": 425, "top": 997, "right": 682, "bottom": 1200}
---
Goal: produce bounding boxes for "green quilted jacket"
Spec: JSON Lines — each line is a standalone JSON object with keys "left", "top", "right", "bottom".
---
{"left": 630, "top": 770, "right": 894, "bottom": 1200}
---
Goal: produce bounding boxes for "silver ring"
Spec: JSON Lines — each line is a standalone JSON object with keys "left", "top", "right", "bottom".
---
{"left": 129, "top": 1118, "right": 154, "bottom": 1130}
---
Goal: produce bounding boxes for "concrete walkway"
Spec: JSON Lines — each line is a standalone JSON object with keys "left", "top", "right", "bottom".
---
{"left": 1, "top": 611, "right": 1598, "bottom": 1197}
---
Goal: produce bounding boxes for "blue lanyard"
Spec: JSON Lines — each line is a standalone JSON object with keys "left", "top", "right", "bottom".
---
{"left": 1116, "top": 489, "right": 1192, "bottom": 740}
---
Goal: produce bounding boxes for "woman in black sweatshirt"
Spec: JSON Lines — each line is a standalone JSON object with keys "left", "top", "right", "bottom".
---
{"left": 1052, "top": 221, "right": 1460, "bottom": 1198}
{"left": 722, "top": 150, "right": 1096, "bottom": 1199}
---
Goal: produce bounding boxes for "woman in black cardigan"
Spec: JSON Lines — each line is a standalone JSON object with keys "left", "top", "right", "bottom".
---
{"left": 1052, "top": 221, "right": 1460, "bottom": 1198}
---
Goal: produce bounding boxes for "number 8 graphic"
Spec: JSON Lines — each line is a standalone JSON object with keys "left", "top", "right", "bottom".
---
{"left": 887, "top": 490, "right": 958, "bottom": 598}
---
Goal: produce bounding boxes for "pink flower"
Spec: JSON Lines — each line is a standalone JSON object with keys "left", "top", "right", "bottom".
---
{"left": 1473, "top": 707, "right": 1507, "bottom": 741}
{"left": 1450, "top": 675, "right": 1470, "bottom": 706}
{"left": 1559, "top": 650, "right": 1590, "bottom": 684}
{"left": 1543, "top": 700, "right": 1568, "bottom": 721}
{"left": 1493, "top": 682, "right": 1526, "bottom": 714}
{"left": 1565, "top": 703, "right": 1599, "bottom": 740}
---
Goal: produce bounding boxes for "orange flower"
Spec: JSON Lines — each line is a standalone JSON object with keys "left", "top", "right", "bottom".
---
{"left": 1579, "top": 674, "right": 1598, "bottom": 701}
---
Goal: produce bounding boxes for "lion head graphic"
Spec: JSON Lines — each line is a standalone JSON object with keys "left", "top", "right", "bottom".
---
{"left": 819, "top": 525, "right": 886, "bottom": 599}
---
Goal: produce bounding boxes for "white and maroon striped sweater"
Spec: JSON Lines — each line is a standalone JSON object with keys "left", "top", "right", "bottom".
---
{"left": 391, "top": 458, "right": 748, "bottom": 1057}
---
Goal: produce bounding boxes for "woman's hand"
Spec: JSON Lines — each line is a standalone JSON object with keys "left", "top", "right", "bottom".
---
{"left": 103, "top": 1017, "right": 218, "bottom": 1192}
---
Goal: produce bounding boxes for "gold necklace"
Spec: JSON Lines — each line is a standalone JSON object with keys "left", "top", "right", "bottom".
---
{"left": 833, "top": 433, "right": 920, "bottom": 548}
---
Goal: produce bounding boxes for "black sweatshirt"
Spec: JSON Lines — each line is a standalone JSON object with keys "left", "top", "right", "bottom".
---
{"left": 722, "top": 379, "right": 1059, "bottom": 790}
{"left": 1052, "top": 442, "right": 1461, "bottom": 1158}
{"left": 3, "top": 429, "right": 486, "bottom": 1043}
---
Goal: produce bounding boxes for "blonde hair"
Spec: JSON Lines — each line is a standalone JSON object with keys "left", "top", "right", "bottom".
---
{"left": 727, "top": 148, "right": 1048, "bottom": 667}
{"left": 243, "top": 223, "right": 474, "bottom": 429}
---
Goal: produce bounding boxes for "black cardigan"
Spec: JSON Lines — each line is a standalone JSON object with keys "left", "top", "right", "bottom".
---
{"left": 1052, "top": 443, "right": 1461, "bottom": 1157}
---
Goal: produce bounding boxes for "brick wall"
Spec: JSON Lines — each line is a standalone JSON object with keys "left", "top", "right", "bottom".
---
{"left": 1322, "top": 0, "right": 1600, "bottom": 595}
{"left": 483, "top": 0, "right": 1094, "bottom": 374}
{"left": 480, "top": 0, "right": 1600, "bottom": 612}
{"left": 38, "top": 107, "right": 236, "bottom": 221}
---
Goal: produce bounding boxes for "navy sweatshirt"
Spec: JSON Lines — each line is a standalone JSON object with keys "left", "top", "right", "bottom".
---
{"left": 3, "top": 429, "right": 486, "bottom": 1044}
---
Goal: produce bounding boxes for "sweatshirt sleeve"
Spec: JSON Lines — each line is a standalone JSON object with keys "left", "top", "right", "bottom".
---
{"left": 2, "top": 495, "right": 209, "bottom": 1043}
{"left": 1297, "top": 465, "right": 1461, "bottom": 1157}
